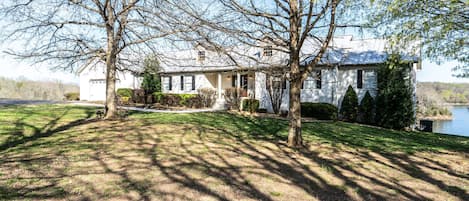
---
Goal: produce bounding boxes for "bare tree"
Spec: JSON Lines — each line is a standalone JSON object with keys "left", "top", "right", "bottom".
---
{"left": 0, "top": 0, "right": 179, "bottom": 119}
{"left": 265, "top": 70, "right": 287, "bottom": 115}
{"left": 171, "top": 0, "right": 358, "bottom": 147}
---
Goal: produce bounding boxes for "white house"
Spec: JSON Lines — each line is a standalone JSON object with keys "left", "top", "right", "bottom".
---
{"left": 157, "top": 36, "right": 419, "bottom": 112}
{"left": 78, "top": 36, "right": 420, "bottom": 112}
{"left": 78, "top": 62, "right": 142, "bottom": 101}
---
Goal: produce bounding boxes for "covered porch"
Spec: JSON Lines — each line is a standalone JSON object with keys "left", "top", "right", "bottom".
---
{"left": 204, "top": 71, "right": 256, "bottom": 100}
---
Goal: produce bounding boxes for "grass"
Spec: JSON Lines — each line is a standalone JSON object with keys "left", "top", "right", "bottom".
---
{"left": 0, "top": 104, "right": 468, "bottom": 201}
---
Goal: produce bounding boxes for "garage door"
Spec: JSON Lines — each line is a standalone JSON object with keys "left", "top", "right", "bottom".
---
{"left": 89, "top": 79, "right": 106, "bottom": 101}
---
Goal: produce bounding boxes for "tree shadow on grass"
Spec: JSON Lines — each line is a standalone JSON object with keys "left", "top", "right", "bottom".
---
{"left": 301, "top": 122, "right": 469, "bottom": 153}
{"left": 0, "top": 107, "right": 95, "bottom": 153}
{"left": 0, "top": 109, "right": 468, "bottom": 200}
{"left": 164, "top": 113, "right": 469, "bottom": 200}
{"left": 300, "top": 122, "right": 468, "bottom": 199}
{"left": 0, "top": 105, "right": 99, "bottom": 200}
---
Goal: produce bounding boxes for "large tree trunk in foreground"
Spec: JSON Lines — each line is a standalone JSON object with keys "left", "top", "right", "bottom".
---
{"left": 104, "top": 31, "right": 118, "bottom": 119}
{"left": 104, "top": 3, "right": 119, "bottom": 120}
{"left": 104, "top": 53, "right": 118, "bottom": 119}
{"left": 288, "top": 75, "right": 303, "bottom": 147}
{"left": 287, "top": 0, "right": 302, "bottom": 147}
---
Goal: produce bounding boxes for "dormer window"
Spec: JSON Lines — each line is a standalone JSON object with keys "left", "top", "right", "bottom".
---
{"left": 198, "top": 51, "right": 205, "bottom": 61}
{"left": 263, "top": 46, "right": 273, "bottom": 56}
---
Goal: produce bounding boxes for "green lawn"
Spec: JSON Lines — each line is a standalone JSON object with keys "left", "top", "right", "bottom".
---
{"left": 0, "top": 104, "right": 468, "bottom": 201}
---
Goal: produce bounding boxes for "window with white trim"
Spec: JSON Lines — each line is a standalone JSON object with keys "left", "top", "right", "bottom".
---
{"left": 302, "top": 76, "right": 315, "bottom": 89}
{"left": 364, "top": 70, "right": 377, "bottom": 89}
{"left": 302, "top": 70, "right": 321, "bottom": 89}
{"left": 315, "top": 70, "right": 322, "bottom": 89}
{"left": 184, "top": 75, "right": 195, "bottom": 91}
{"left": 357, "top": 69, "right": 363, "bottom": 89}
{"left": 162, "top": 76, "right": 172, "bottom": 91}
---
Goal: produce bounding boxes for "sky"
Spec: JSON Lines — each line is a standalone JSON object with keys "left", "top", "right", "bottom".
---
{"left": 0, "top": 53, "right": 80, "bottom": 84}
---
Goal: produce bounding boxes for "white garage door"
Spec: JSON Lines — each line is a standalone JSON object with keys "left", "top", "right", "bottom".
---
{"left": 89, "top": 79, "right": 106, "bottom": 101}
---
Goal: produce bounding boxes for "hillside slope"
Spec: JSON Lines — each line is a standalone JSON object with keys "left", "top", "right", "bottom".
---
{"left": 0, "top": 105, "right": 468, "bottom": 201}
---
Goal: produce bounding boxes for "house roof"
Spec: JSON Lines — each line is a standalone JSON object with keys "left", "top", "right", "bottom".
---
{"left": 301, "top": 36, "right": 419, "bottom": 66}
{"left": 77, "top": 36, "right": 420, "bottom": 75}
{"left": 159, "top": 36, "right": 420, "bottom": 74}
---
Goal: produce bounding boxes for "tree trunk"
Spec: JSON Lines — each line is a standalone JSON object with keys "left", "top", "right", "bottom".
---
{"left": 288, "top": 75, "right": 303, "bottom": 147}
{"left": 104, "top": 45, "right": 118, "bottom": 119}
{"left": 287, "top": 0, "right": 302, "bottom": 147}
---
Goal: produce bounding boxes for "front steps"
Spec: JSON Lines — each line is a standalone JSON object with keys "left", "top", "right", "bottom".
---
{"left": 212, "top": 99, "right": 227, "bottom": 110}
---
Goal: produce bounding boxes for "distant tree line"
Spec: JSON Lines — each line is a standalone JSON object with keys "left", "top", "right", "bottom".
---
{"left": 416, "top": 82, "right": 469, "bottom": 118}
{"left": 418, "top": 82, "right": 469, "bottom": 105}
{"left": 0, "top": 77, "right": 78, "bottom": 100}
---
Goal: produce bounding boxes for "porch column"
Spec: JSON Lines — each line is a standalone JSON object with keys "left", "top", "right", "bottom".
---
{"left": 217, "top": 72, "right": 222, "bottom": 99}
{"left": 237, "top": 72, "right": 241, "bottom": 88}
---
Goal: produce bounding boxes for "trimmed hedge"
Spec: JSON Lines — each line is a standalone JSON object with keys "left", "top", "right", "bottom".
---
{"left": 241, "top": 99, "right": 260, "bottom": 113}
{"left": 64, "top": 92, "right": 80, "bottom": 101}
{"left": 132, "top": 89, "right": 145, "bottom": 103}
{"left": 340, "top": 85, "right": 358, "bottom": 122}
{"left": 359, "top": 91, "right": 375, "bottom": 124}
{"left": 154, "top": 93, "right": 203, "bottom": 108}
{"left": 301, "top": 102, "right": 338, "bottom": 120}
{"left": 153, "top": 92, "right": 164, "bottom": 103}
{"left": 117, "top": 88, "right": 133, "bottom": 98}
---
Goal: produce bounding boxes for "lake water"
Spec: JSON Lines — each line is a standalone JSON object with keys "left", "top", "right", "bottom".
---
{"left": 433, "top": 106, "right": 469, "bottom": 137}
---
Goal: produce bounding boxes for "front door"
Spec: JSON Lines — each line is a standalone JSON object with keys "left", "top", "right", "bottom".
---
{"left": 240, "top": 74, "right": 248, "bottom": 91}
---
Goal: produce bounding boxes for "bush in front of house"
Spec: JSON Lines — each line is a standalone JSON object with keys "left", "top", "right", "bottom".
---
{"left": 117, "top": 88, "right": 133, "bottom": 98}
{"left": 153, "top": 92, "right": 164, "bottom": 103}
{"left": 117, "top": 88, "right": 134, "bottom": 105}
{"left": 301, "top": 102, "right": 338, "bottom": 120}
{"left": 241, "top": 99, "right": 260, "bottom": 113}
{"left": 340, "top": 85, "right": 359, "bottom": 122}
{"left": 141, "top": 69, "right": 161, "bottom": 95}
{"left": 358, "top": 91, "right": 375, "bottom": 125}
{"left": 178, "top": 94, "right": 197, "bottom": 106}
{"left": 159, "top": 93, "right": 181, "bottom": 106}
{"left": 197, "top": 88, "right": 217, "bottom": 108}
{"left": 132, "top": 89, "right": 145, "bottom": 103}
{"left": 154, "top": 93, "right": 203, "bottom": 108}
{"left": 375, "top": 54, "right": 415, "bottom": 130}
{"left": 64, "top": 92, "right": 80, "bottom": 101}
{"left": 185, "top": 95, "right": 203, "bottom": 108}
{"left": 224, "top": 87, "right": 245, "bottom": 110}
{"left": 119, "top": 96, "right": 131, "bottom": 105}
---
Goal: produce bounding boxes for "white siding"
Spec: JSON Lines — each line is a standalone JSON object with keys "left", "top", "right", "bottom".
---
{"left": 300, "top": 69, "right": 335, "bottom": 104}
{"left": 78, "top": 64, "right": 142, "bottom": 101}
{"left": 335, "top": 68, "right": 378, "bottom": 108}
{"left": 255, "top": 67, "right": 379, "bottom": 113}
{"left": 161, "top": 73, "right": 215, "bottom": 94}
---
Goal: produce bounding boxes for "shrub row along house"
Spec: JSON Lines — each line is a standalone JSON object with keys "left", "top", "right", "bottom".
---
{"left": 78, "top": 36, "right": 420, "bottom": 113}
